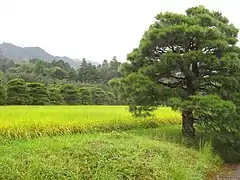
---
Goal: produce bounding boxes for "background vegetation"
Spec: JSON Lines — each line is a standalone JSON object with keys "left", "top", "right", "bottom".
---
{"left": 0, "top": 57, "right": 125, "bottom": 105}
{"left": 0, "top": 5, "right": 240, "bottom": 179}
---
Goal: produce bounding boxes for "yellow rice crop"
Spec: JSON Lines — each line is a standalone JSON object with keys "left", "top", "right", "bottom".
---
{"left": 0, "top": 106, "right": 181, "bottom": 139}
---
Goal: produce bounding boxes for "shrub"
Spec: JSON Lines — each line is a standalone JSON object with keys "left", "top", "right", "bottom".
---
{"left": 60, "top": 84, "right": 79, "bottom": 105}
{"left": 28, "top": 82, "right": 49, "bottom": 105}
{"left": 48, "top": 86, "right": 63, "bottom": 105}
{"left": 0, "top": 83, "right": 6, "bottom": 105}
{"left": 6, "top": 78, "right": 29, "bottom": 105}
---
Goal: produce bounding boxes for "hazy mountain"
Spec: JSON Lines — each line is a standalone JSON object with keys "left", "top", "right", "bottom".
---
{"left": 0, "top": 42, "right": 96, "bottom": 68}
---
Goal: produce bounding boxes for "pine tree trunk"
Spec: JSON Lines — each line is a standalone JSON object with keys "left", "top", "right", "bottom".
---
{"left": 182, "top": 110, "right": 195, "bottom": 137}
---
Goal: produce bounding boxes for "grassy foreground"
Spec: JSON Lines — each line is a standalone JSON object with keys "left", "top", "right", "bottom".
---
{"left": 0, "top": 126, "right": 221, "bottom": 180}
{"left": 0, "top": 106, "right": 222, "bottom": 179}
{"left": 0, "top": 106, "right": 181, "bottom": 140}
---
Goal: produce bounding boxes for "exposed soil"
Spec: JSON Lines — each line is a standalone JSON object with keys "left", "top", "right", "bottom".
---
{"left": 205, "top": 164, "right": 240, "bottom": 179}
{"left": 213, "top": 164, "right": 240, "bottom": 180}
{"left": 235, "top": 165, "right": 240, "bottom": 177}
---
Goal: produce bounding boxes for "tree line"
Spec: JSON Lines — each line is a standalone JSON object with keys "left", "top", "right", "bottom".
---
{"left": 0, "top": 56, "right": 121, "bottom": 86}
{"left": 0, "top": 78, "right": 119, "bottom": 105}
{"left": 0, "top": 57, "right": 124, "bottom": 105}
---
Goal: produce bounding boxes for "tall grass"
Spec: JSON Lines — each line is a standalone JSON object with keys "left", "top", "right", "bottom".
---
{"left": 0, "top": 106, "right": 181, "bottom": 140}
{"left": 0, "top": 106, "right": 222, "bottom": 179}
{"left": 0, "top": 127, "right": 221, "bottom": 180}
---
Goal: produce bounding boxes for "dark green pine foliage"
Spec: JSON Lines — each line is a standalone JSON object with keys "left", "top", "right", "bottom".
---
{"left": 90, "top": 87, "right": 110, "bottom": 105}
{"left": 6, "top": 78, "right": 30, "bottom": 105}
{"left": 78, "top": 87, "right": 117, "bottom": 105}
{"left": 27, "top": 82, "right": 50, "bottom": 105}
{"left": 0, "top": 83, "right": 6, "bottom": 105}
{"left": 60, "top": 84, "right": 80, "bottom": 105}
{"left": 106, "top": 91, "right": 117, "bottom": 105}
{"left": 111, "top": 5, "right": 240, "bottom": 137}
{"left": 48, "top": 86, "right": 63, "bottom": 105}
{"left": 79, "top": 87, "right": 93, "bottom": 105}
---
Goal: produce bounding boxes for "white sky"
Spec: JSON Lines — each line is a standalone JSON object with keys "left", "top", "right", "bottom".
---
{"left": 0, "top": 0, "right": 239, "bottom": 62}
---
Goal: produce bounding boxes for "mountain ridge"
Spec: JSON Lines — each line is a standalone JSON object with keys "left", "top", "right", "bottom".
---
{"left": 0, "top": 42, "right": 97, "bottom": 68}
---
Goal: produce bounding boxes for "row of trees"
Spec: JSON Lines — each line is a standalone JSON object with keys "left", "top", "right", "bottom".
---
{"left": 0, "top": 56, "right": 123, "bottom": 105}
{"left": 0, "top": 78, "right": 119, "bottom": 105}
{"left": 0, "top": 57, "right": 121, "bottom": 86}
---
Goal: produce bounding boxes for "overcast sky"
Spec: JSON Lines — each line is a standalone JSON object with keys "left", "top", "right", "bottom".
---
{"left": 0, "top": 0, "right": 239, "bottom": 62}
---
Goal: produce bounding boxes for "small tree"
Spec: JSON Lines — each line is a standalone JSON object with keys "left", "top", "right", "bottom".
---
{"left": 79, "top": 87, "right": 93, "bottom": 105}
{"left": 6, "top": 78, "right": 30, "bottom": 105}
{"left": 60, "top": 84, "right": 79, "bottom": 105}
{"left": 0, "top": 82, "right": 6, "bottom": 105}
{"left": 106, "top": 91, "right": 117, "bottom": 105}
{"left": 111, "top": 6, "right": 240, "bottom": 137}
{"left": 48, "top": 86, "right": 63, "bottom": 105}
{"left": 27, "top": 82, "right": 50, "bottom": 105}
{"left": 50, "top": 67, "right": 67, "bottom": 80}
{"left": 181, "top": 95, "right": 240, "bottom": 162}
{"left": 90, "top": 87, "right": 109, "bottom": 105}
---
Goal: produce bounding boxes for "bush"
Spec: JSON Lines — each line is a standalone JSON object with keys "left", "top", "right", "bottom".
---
{"left": 0, "top": 83, "right": 6, "bottom": 105}
{"left": 60, "top": 84, "right": 79, "bottom": 105}
{"left": 90, "top": 87, "right": 110, "bottom": 105}
{"left": 79, "top": 87, "right": 93, "bottom": 105}
{"left": 185, "top": 95, "right": 240, "bottom": 162}
{"left": 106, "top": 91, "right": 117, "bottom": 105}
{"left": 28, "top": 82, "right": 49, "bottom": 105}
{"left": 78, "top": 87, "right": 117, "bottom": 105}
{"left": 6, "top": 78, "right": 30, "bottom": 105}
{"left": 48, "top": 86, "right": 63, "bottom": 105}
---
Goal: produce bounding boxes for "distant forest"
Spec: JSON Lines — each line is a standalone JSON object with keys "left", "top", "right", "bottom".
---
{"left": 0, "top": 57, "right": 123, "bottom": 105}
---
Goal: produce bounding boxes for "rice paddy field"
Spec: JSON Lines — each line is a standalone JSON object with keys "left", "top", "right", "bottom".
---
{"left": 0, "top": 106, "right": 222, "bottom": 180}
{"left": 0, "top": 106, "right": 181, "bottom": 140}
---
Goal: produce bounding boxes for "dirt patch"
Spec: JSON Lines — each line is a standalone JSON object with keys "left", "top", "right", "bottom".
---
{"left": 235, "top": 165, "right": 240, "bottom": 177}
{"left": 214, "top": 164, "right": 240, "bottom": 180}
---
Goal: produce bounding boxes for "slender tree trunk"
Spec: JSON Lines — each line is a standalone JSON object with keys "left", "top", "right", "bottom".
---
{"left": 182, "top": 110, "right": 195, "bottom": 137}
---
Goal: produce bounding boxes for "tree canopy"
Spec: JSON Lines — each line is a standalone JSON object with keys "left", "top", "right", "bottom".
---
{"left": 0, "top": 56, "right": 124, "bottom": 105}
{"left": 110, "top": 5, "right": 240, "bottom": 137}
{"left": 28, "top": 82, "right": 50, "bottom": 105}
{"left": 0, "top": 82, "right": 6, "bottom": 105}
{"left": 0, "top": 57, "right": 122, "bottom": 87}
{"left": 6, "top": 78, "right": 30, "bottom": 105}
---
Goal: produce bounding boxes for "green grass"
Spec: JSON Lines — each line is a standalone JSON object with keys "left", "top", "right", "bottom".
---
{"left": 0, "top": 106, "right": 222, "bottom": 179}
{"left": 0, "top": 106, "right": 181, "bottom": 140}
{"left": 0, "top": 126, "right": 221, "bottom": 180}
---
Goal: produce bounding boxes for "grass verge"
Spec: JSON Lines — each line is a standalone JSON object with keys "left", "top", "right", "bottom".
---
{"left": 0, "top": 126, "right": 221, "bottom": 180}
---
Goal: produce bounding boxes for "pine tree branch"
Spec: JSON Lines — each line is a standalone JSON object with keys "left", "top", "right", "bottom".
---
{"left": 158, "top": 79, "right": 186, "bottom": 90}
{"left": 199, "top": 82, "right": 222, "bottom": 89}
